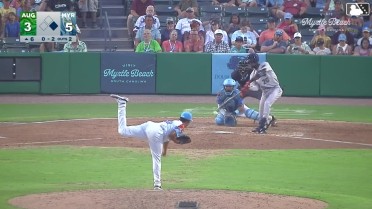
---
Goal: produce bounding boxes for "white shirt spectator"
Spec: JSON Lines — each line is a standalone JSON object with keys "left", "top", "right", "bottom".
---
{"left": 231, "top": 30, "right": 257, "bottom": 46}
{"left": 204, "top": 29, "right": 228, "bottom": 46}
{"left": 134, "top": 15, "right": 160, "bottom": 31}
{"left": 175, "top": 18, "right": 204, "bottom": 35}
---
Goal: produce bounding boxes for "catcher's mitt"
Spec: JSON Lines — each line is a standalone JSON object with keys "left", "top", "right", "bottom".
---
{"left": 176, "top": 134, "right": 191, "bottom": 144}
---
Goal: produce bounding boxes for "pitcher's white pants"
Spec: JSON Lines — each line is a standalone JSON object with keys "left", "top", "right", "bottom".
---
{"left": 117, "top": 103, "right": 164, "bottom": 187}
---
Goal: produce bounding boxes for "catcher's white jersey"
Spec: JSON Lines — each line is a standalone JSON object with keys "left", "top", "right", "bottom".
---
{"left": 251, "top": 62, "right": 281, "bottom": 95}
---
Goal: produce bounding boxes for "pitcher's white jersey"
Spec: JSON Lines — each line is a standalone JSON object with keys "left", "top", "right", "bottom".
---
{"left": 159, "top": 120, "right": 185, "bottom": 142}
{"left": 250, "top": 61, "right": 281, "bottom": 95}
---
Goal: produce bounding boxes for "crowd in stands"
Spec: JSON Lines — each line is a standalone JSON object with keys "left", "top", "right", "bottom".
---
{"left": 130, "top": 0, "right": 372, "bottom": 56}
{"left": 0, "top": 0, "right": 96, "bottom": 52}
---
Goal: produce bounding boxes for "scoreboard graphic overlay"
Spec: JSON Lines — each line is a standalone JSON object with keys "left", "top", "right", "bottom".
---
{"left": 20, "top": 12, "right": 77, "bottom": 43}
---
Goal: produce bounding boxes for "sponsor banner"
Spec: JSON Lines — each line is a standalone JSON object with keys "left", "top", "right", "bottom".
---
{"left": 100, "top": 52, "right": 156, "bottom": 94}
{"left": 211, "top": 53, "right": 266, "bottom": 94}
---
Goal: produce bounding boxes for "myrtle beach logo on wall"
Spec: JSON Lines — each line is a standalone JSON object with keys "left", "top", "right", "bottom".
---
{"left": 103, "top": 64, "right": 155, "bottom": 83}
{"left": 100, "top": 53, "right": 156, "bottom": 93}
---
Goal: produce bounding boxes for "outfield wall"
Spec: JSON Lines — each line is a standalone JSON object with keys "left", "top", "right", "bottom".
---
{"left": 0, "top": 53, "right": 371, "bottom": 97}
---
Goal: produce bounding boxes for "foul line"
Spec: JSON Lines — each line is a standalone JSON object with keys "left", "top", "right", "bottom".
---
{"left": 273, "top": 134, "right": 372, "bottom": 147}
{"left": 11, "top": 138, "right": 103, "bottom": 146}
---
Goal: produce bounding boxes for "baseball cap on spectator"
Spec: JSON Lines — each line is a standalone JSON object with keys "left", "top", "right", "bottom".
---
{"left": 318, "top": 24, "right": 326, "bottom": 31}
{"left": 214, "top": 29, "right": 224, "bottom": 35}
{"left": 362, "top": 27, "right": 370, "bottom": 33}
{"left": 317, "top": 38, "right": 324, "bottom": 45}
{"left": 284, "top": 12, "right": 293, "bottom": 19}
{"left": 166, "top": 17, "right": 174, "bottom": 24}
{"left": 338, "top": 33, "right": 347, "bottom": 41}
{"left": 186, "top": 7, "right": 194, "bottom": 13}
{"left": 235, "top": 36, "right": 244, "bottom": 42}
{"left": 267, "top": 17, "right": 275, "bottom": 23}
{"left": 294, "top": 32, "right": 302, "bottom": 38}
{"left": 275, "top": 29, "right": 283, "bottom": 36}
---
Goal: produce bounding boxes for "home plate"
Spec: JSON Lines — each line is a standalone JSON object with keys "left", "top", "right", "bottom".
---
{"left": 213, "top": 131, "right": 234, "bottom": 134}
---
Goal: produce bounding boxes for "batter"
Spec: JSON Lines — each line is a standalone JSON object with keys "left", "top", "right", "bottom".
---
{"left": 110, "top": 94, "right": 192, "bottom": 190}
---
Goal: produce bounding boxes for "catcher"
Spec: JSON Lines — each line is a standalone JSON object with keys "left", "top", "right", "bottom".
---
{"left": 231, "top": 53, "right": 277, "bottom": 127}
{"left": 239, "top": 53, "right": 283, "bottom": 134}
{"left": 110, "top": 94, "right": 192, "bottom": 191}
{"left": 215, "top": 78, "right": 260, "bottom": 127}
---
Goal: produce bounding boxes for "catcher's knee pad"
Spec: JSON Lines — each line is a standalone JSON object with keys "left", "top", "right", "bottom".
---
{"left": 224, "top": 115, "right": 237, "bottom": 127}
{"left": 215, "top": 114, "right": 225, "bottom": 125}
{"left": 245, "top": 108, "right": 259, "bottom": 120}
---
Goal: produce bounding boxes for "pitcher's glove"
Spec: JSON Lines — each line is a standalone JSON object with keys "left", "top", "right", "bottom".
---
{"left": 176, "top": 134, "right": 191, "bottom": 144}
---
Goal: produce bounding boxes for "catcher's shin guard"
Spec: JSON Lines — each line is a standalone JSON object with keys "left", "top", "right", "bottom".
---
{"left": 224, "top": 115, "right": 237, "bottom": 127}
{"left": 245, "top": 108, "right": 260, "bottom": 121}
{"left": 215, "top": 114, "right": 225, "bottom": 126}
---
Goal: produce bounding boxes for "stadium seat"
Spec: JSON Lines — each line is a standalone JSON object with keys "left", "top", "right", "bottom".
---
{"left": 224, "top": 6, "right": 246, "bottom": 17}
{"left": 153, "top": 0, "right": 172, "bottom": 6}
{"left": 251, "top": 23, "right": 267, "bottom": 34}
{"left": 249, "top": 17, "right": 268, "bottom": 24}
{"left": 155, "top": 5, "right": 178, "bottom": 16}
{"left": 246, "top": 7, "right": 269, "bottom": 17}
{"left": 197, "top": 0, "right": 214, "bottom": 6}
{"left": 199, "top": 5, "right": 223, "bottom": 18}
{"left": 304, "top": 7, "right": 325, "bottom": 17}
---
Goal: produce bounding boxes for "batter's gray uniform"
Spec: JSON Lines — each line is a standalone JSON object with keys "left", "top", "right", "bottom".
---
{"left": 250, "top": 61, "right": 282, "bottom": 125}
{"left": 116, "top": 102, "right": 185, "bottom": 188}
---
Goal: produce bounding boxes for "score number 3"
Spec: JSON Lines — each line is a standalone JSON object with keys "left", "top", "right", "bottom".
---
{"left": 24, "top": 22, "right": 32, "bottom": 32}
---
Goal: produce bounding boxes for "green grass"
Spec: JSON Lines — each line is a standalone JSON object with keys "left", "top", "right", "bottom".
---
{"left": 0, "top": 103, "right": 372, "bottom": 209}
{"left": 1, "top": 103, "right": 372, "bottom": 123}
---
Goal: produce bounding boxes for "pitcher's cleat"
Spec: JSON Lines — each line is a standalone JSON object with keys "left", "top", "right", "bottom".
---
{"left": 110, "top": 94, "right": 129, "bottom": 103}
{"left": 153, "top": 185, "right": 163, "bottom": 191}
{"left": 268, "top": 115, "right": 277, "bottom": 127}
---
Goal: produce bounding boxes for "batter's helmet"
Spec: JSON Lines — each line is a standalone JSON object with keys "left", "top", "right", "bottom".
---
{"left": 247, "top": 53, "right": 259, "bottom": 64}
{"left": 180, "top": 112, "right": 193, "bottom": 121}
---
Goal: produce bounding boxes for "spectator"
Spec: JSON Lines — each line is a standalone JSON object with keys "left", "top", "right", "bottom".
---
{"left": 356, "top": 27, "right": 372, "bottom": 46}
{"left": 205, "top": 19, "right": 228, "bottom": 46}
{"left": 231, "top": 19, "right": 257, "bottom": 51}
{"left": 310, "top": 24, "right": 331, "bottom": 49}
{"left": 63, "top": 27, "right": 87, "bottom": 52}
{"left": 277, "top": 12, "right": 298, "bottom": 39}
{"left": 205, "top": 29, "right": 230, "bottom": 53}
{"left": 259, "top": 17, "right": 290, "bottom": 45}
{"left": 0, "top": 0, "right": 16, "bottom": 37}
{"left": 325, "top": 0, "right": 343, "bottom": 18}
{"left": 162, "top": 29, "right": 183, "bottom": 52}
{"left": 260, "top": 29, "right": 288, "bottom": 54}
{"left": 39, "top": 42, "right": 55, "bottom": 52}
{"left": 190, "top": 19, "right": 205, "bottom": 40}
{"left": 275, "top": 0, "right": 307, "bottom": 19}
{"left": 332, "top": 33, "right": 352, "bottom": 55}
{"left": 236, "top": 0, "right": 258, "bottom": 7}
{"left": 230, "top": 36, "right": 251, "bottom": 53}
{"left": 39, "top": 0, "right": 73, "bottom": 11}
{"left": 331, "top": 25, "right": 354, "bottom": 49}
{"left": 363, "top": 13, "right": 372, "bottom": 28}
{"left": 223, "top": 14, "right": 241, "bottom": 43}
{"left": 183, "top": 29, "right": 204, "bottom": 52}
{"left": 134, "top": 5, "right": 160, "bottom": 32}
{"left": 4, "top": 12, "right": 19, "bottom": 37}
{"left": 160, "top": 17, "right": 181, "bottom": 43}
{"left": 212, "top": 0, "right": 236, "bottom": 7}
{"left": 348, "top": 15, "right": 363, "bottom": 41}
{"left": 127, "top": 0, "right": 154, "bottom": 39}
{"left": 134, "top": 15, "right": 161, "bottom": 48}
{"left": 175, "top": 7, "right": 204, "bottom": 41}
{"left": 312, "top": 38, "right": 331, "bottom": 55}
{"left": 174, "top": 0, "right": 199, "bottom": 18}
{"left": 286, "top": 32, "right": 313, "bottom": 54}
{"left": 135, "top": 28, "right": 162, "bottom": 52}
{"left": 78, "top": 0, "right": 99, "bottom": 28}
{"left": 353, "top": 37, "right": 372, "bottom": 56}
{"left": 267, "top": 0, "right": 284, "bottom": 17}
{"left": 9, "top": 0, "right": 22, "bottom": 20}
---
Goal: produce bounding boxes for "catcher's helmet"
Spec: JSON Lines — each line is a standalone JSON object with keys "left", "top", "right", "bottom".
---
{"left": 247, "top": 53, "right": 259, "bottom": 64}
{"left": 223, "top": 78, "right": 236, "bottom": 87}
{"left": 180, "top": 112, "right": 193, "bottom": 121}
